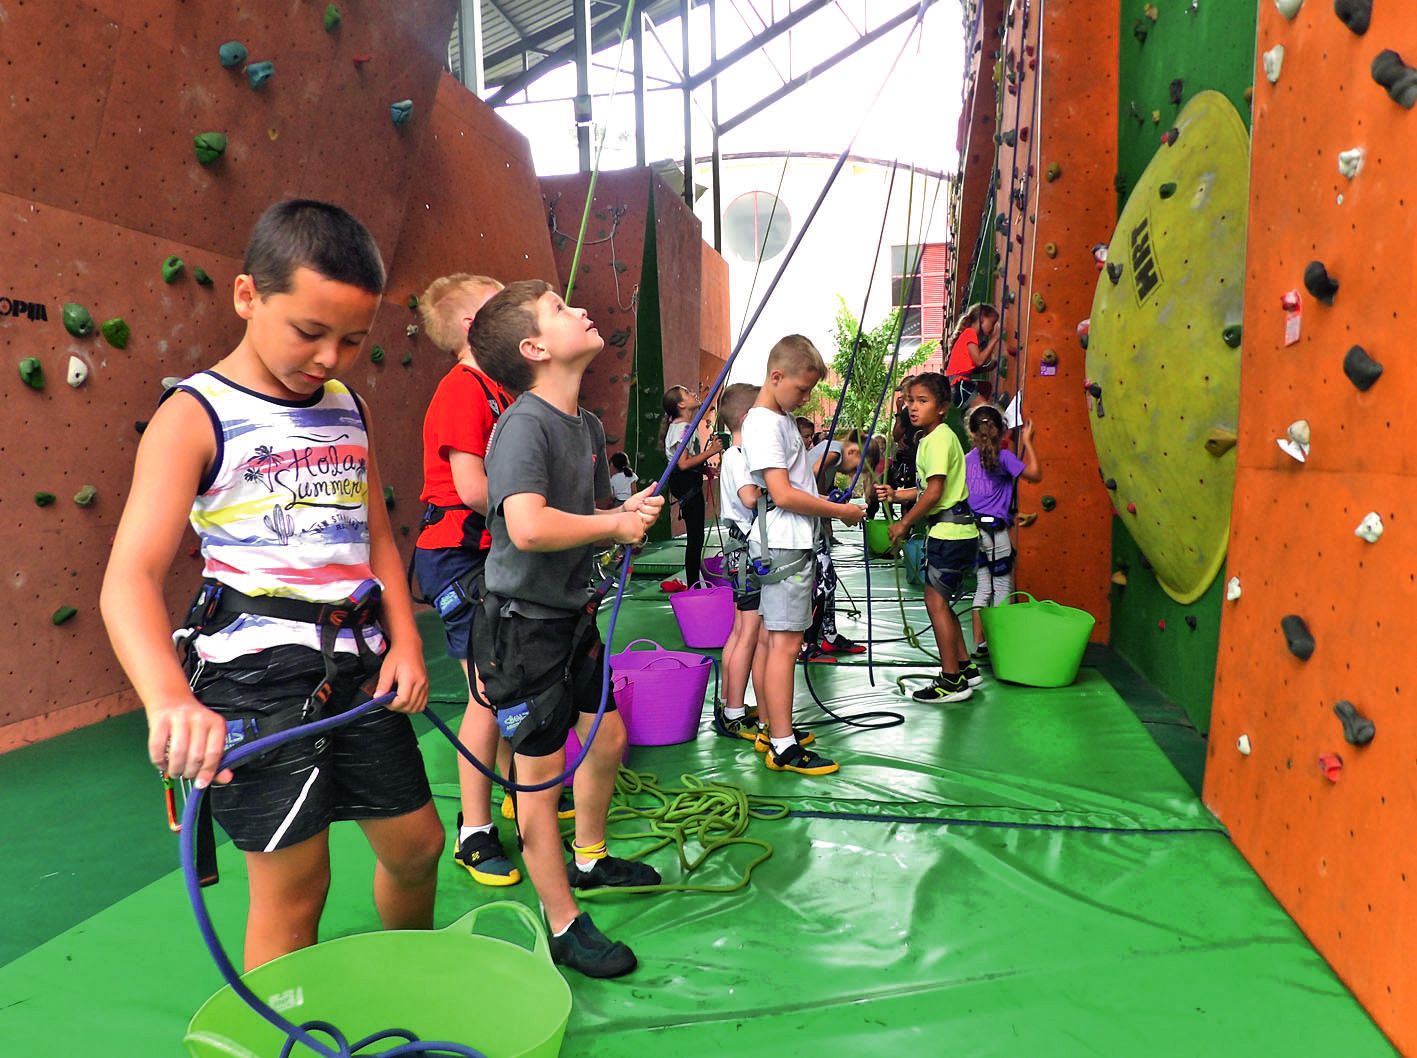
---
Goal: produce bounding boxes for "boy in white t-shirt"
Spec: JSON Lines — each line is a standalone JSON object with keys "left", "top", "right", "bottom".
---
{"left": 711, "top": 383, "right": 768, "bottom": 743}
{"left": 740, "top": 336, "right": 863, "bottom": 776}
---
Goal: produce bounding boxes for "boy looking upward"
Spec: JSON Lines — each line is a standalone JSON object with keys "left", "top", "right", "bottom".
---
{"left": 470, "top": 280, "right": 665, "bottom": 978}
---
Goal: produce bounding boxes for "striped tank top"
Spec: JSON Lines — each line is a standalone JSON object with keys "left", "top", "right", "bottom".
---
{"left": 176, "top": 371, "right": 386, "bottom": 663}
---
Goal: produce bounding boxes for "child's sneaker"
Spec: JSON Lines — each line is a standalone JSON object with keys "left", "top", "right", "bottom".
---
{"left": 548, "top": 913, "right": 637, "bottom": 978}
{"left": 752, "top": 728, "right": 815, "bottom": 752}
{"left": 960, "top": 660, "right": 985, "bottom": 687}
{"left": 660, "top": 578, "right": 688, "bottom": 594}
{"left": 501, "top": 792, "right": 576, "bottom": 821}
{"left": 712, "top": 701, "right": 761, "bottom": 743}
{"left": 912, "top": 673, "right": 973, "bottom": 703}
{"left": 569, "top": 855, "right": 662, "bottom": 889}
{"left": 974, "top": 642, "right": 990, "bottom": 662}
{"left": 798, "top": 641, "right": 837, "bottom": 664}
{"left": 765, "top": 742, "right": 840, "bottom": 775}
{"left": 453, "top": 813, "right": 521, "bottom": 887}
{"left": 819, "top": 633, "right": 867, "bottom": 655}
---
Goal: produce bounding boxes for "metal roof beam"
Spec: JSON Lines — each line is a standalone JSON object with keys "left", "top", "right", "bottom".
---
{"left": 719, "top": 1, "right": 933, "bottom": 135}
{"left": 684, "top": 0, "right": 834, "bottom": 90}
{"left": 486, "top": 7, "right": 633, "bottom": 106}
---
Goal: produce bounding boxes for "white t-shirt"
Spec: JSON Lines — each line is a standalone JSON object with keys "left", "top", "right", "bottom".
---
{"left": 718, "top": 446, "right": 756, "bottom": 533}
{"left": 741, "top": 406, "right": 819, "bottom": 550}
{"left": 609, "top": 470, "right": 637, "bottom": 502}
{"left": 664, "top": 420, "right": 698, "bottom": 460}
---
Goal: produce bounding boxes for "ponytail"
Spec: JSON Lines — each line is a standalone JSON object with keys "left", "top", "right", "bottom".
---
{"left": 659, "top": 386, "right": 685, "bottom": 449}
{"left": 968, "top": 405, "right": 1006, "bottom": 476}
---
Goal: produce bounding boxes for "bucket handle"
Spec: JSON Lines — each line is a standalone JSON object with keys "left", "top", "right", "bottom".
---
{"left": 622, "top": 638, "right": 665, "bottom": 652}
{"left": 1000, "top": 591, "right": 1038, "bottom": 606}
{"left": 449, "top": 900, "right": 552, "bottom": 965}
{"left": 646, "top": 656, "right": 690, "bottom": 670}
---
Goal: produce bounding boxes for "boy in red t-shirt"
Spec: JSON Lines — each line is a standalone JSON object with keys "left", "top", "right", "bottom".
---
{"left": 414, "top": 273, "right": 522, "bottom": 886}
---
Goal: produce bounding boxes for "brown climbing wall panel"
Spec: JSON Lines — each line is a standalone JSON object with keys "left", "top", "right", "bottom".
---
{"left": 952, "top": 0, "right": 1007, "bottom": 314}
{"left": 982, "top": 0, "right": 1114, "bottom": 638}
{"left": 699, "top": 244, "right": 731, "bottom": 390}
{"left": 1206, "top": 4, "right": 1417, "bottom": 1049}
{"left": 538, "top": 170, "right": 705, "bottom": 451}
{"left": 0, "top": 2, "right": 561, "bottom": 750}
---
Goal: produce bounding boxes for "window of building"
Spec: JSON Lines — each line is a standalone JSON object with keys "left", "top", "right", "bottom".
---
{"left": 890, "top": 243, "right": 950, "bottom": 342}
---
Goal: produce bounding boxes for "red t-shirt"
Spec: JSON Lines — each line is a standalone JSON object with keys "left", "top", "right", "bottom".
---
{"left": 946, "top": 326, "right": 983, "bottom": 381}
{"left": 417, "top": 363, "right": 511, "bottom": 550}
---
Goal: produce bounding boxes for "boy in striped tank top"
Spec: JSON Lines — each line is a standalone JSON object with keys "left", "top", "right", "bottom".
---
{"left": 101, "top": 200, "right": 443, "bottom": 970}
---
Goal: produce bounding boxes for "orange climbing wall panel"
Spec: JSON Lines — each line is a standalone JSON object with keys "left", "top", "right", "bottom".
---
{"left": 1205, "top": 3, "right": 1417, "bottom": 1050}
{"left": 0, "top": 3, "right": 564, "bottom": 750}
{"left": 989, "top": 0, "right": 1115, "bottom": 637}
{"left": 951, "top": 0, "right": 1006, "bottom": 313}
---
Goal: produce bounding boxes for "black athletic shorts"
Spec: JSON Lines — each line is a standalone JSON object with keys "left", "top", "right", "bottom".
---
{"left": 924, "top": 536, "right": 980, "bottom": 597}
{"left": 188, "top": 644, "right": 432, "bottom": 853}
{"left": 471, "top": 602, "right": 617, "bottom": 758}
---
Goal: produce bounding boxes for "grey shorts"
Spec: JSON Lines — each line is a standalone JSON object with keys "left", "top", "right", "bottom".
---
{"left": 756, "top": 547, "right": 815, "bottom": 632}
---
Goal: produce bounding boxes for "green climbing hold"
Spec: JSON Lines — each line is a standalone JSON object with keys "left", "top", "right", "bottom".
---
{"left": 34, "top": 492, "right": 56, "bottom": 507}
{"left": 73, "top": 485, "right": 98, "bottom": 508}
{"left": 162, "top": 255, "right": 185, "bottom": 283}
{"left": 370, "top": 345, "right": 385, "bottom": 363}
{"left": 1032, "top": 293, "right": 1047, "bottom": 312}
{"left": 390, "top": 100, "right": 414, "bottom": 126}
{"left": 62, "top": 302, "right": 95, "bottom": 338}
{"left": 400, "top": 352, "right": 413, "bottom": 367}
{"left": 383, "top": 486, "right": 396, "bottom": 508}
{"left": 18, "top": 357, "right": 44, "bottom": 389}
{"left": 1222, "top": 324, "right": 1243, "bottom": 348}
{"left": 1046, "top": 162, "right": 1062, "bottom": 182}
{"left": 194, "top": 132, "right": 227, "bottom": 165}
{"left": 407, "top": 294, "right": 419, "bottom": 310}
{"left": 218, "top": 41, "right": 248, "bottom": 68}
{"left": 1041, "top": 495, "right": 1057, "bottom": 511}
{"left": 100, "top": 317, "right": 130, "bottom": 349}
{"left": 324, "top": 4, "right": 342, "bottom": 30}
{"left": 1159, "top": 181, "right": 1178, "bottom": 199}
{"left": 193, "top": 267, "right": 213, "bottom": 287}
{"left": 245, "top": 61, "right": 275, "bottom": 89}
{"left": 52, "top": 606, "right": 77, "bottom": 626}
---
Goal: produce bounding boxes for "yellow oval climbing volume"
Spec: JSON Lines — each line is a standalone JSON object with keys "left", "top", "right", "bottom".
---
{"left": 1086, "top": 90, "right": 1247, "bottom": 604}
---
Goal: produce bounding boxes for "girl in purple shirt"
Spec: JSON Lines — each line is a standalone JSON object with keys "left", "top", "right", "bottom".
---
{"left": 964, "top": 405, "right": 1042, "bottom": 661}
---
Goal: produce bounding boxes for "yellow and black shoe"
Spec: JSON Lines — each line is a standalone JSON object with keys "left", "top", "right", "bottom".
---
{"left": 500, "top": 792, "right": 575, "bottom": 821}
{"left": 453, "top": 813, "right": 521, "bottom": 887}
{"left": 752, "top": 727, "right": 815, "bottom": 753}
{"left": 765, "top": 742, "right": 840, "bottom": 776}
{"left": 712, "top": 701, "right": 761, "bottom": 743}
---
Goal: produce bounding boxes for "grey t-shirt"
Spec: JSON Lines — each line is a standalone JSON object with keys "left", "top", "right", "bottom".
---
{"left": 485, "top": 392, "right": 611, "bottom": 614}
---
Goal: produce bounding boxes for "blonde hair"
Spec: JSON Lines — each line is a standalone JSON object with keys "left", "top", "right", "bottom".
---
{"left": 717, "top": 383, "right": 760, "bottom": 433}
{"left": 419, "top": 273, "right": 503, "bottom": 354}
{"left": 766, "top": 334, "right": 827, "bottom": 378}
{"left": 949, "top": 302, "right": 999, "bottom": 347}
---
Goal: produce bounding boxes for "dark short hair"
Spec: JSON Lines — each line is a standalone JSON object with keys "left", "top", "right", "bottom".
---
{"left": 244, "top": 200, "right": 386, "bottom": 296}
{"left": 908, "top": 371, "right": 951, "bottom": 406}
{"left": 795, "top": 416, "right": 814, "bottom": 431}
{"left": 610, "top": 451, "right": 631, "bottom": 472}
{"left": 468, "top": 279, "right": 554, "bottom": 393}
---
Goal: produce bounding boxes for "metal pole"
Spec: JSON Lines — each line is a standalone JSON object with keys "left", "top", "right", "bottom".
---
{"left": 681, "top": 0, "right": 694, "bottom": 207}
{"left": 710, "top": 0, "right": 722, "bottom": 249}
{"left": 457, "top": 0, "right": 486, "bottom": 98}
{"left": 633, "top": 2, "right": 647, "bottom": 166}
{"left": 573, "top": 0, "right": 593, "bottom": 172}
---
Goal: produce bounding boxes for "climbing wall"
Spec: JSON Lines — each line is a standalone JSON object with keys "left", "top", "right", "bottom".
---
{"left": 950, "top": 0, "right": 1008, "bottom": 315}
{"left": 1206, "top": 2, "right": 1417, "bottom": 1050}
{"left": 1106, "top": 0, "right": 1259, "bottom": 734}
{"left": 0, "top": 1, "right": 562, "bottom": 749}
{"left": 699, "top": 244, "right": 731, "bottom": 393}
{"left": 980, "top": 0, "right": 1115, "bottom": 638}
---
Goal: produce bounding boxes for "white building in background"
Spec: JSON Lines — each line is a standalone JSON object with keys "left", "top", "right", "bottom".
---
{"left": 691, "top": 153, "right": 953, "bottom": 386}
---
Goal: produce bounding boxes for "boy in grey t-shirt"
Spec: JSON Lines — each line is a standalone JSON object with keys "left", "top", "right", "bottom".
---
{"left": 470, "top": 280, "right": 665, "bottom": 979}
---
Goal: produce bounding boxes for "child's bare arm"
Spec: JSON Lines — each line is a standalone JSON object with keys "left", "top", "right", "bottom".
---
{"left": 360, "top": 408, "right": 428, "bottom": 714}
{"left": 503, "top": 493, "right": 648, "bottom": 550}
{"left": 737, "top": 483, "right": 762, "bottom": 510}
{"left": 760, "top": 468, "right": 862, "bottom": 524}
{"left": 100, "top": 393, "right": 231, "bottom": 789}
{"left": 895, "top": 476, "right": 945, "bottom": 532}
{"left": 448, "top": 451, "right": 490, "bottom": 513}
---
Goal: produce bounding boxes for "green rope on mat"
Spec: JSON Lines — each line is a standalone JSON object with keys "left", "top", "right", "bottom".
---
{"left": 565, "top": 768, "right": 788, "bottom": 897}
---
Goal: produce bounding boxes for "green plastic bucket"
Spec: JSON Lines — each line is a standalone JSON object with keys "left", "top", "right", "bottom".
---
{"left": 864, "top": 519, "right": 895, "bottom": 557}
{"left": 184, "top": 901, "right": 570, "bottom": 1058}
{"left": 979, "top": 591, "right": 1096, "bottom": 688}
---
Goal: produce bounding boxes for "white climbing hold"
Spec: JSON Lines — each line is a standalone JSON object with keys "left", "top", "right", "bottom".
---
{"left": 1237, "top": 734, "right": 1252, "bottom": 756}
{"left": 161, "top": 375, "right": 183, "bottom": 390}
{"left": 1225, "top": 576, "right": 1242, "bottom": 601}
{"left": 1263, "top": 45, "right": 1285, "bottom": 84}
{"left": 1277, "top": 419, "right": 1310, "bottom": 462}
{"left": 405, "top": 324, "right": 419, "bottom": 338}
{"left": 1274, "top": 0, "right": 1302, "bottom": 19}
{"left": 66, "top": 356, "right": 89, "bottom": 388}
{"left": 1354, "top": 511, "right": 1384, "bottom": 543}
{"left": 1338, "top": 147, "right": 1365, "bottom": 179}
